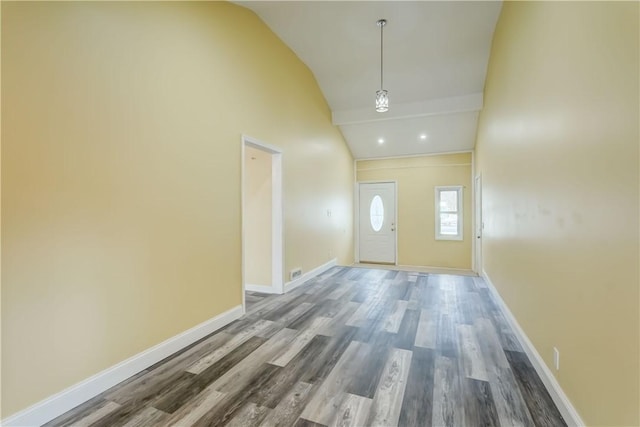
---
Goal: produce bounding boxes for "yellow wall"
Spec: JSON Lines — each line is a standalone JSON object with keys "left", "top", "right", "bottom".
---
{"left": 356, "top": 153, "right": 472, "bottom": 269}
{"left": 244, "top": 146, "right": 272, "bottom": 286}
{"left": 475, "top": 2, "right": 639, "bottom": 425}
{"left": 0, "top": 1, "right": 3, "bottom": 415}
{"left": 1, "top": 1, "right": 353, "bottom": 417}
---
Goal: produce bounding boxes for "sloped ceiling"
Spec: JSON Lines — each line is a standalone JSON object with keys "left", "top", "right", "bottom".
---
{"left": 237, "top": 1, "right": 502, "bottom": 159}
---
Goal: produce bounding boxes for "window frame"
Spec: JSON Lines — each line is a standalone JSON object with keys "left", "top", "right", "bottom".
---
{"left": 435, "top": 185, "right": 463, "bottom": 241}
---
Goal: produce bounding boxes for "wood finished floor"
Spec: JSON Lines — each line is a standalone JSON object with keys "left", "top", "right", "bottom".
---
{"left": 46, "top": 267, "right": 566, "bottom": 427}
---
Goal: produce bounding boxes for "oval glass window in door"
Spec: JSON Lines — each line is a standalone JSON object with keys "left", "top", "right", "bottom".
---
{"left": 370, "top": 195, "right": 384, "bottom": 231}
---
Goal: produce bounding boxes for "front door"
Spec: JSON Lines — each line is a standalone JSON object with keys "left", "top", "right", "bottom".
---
{"left": 359, "top": 182, "right": 396, "bottom": 264}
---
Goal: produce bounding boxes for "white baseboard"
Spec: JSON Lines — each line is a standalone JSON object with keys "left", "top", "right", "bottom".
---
{"left": 284, "top": 258, "right": 337, "bottom": 293}
{"left": 2, "top": 305, "right": 244, "bottom": 427}
{"left": 481, "top": 270, "right": 585, "bottom": 427}
{"left": 245, "top": 283, "right": 281, "bottom": 294}
{"left": 353, "top": 263, "right": 476, "bottom": 277}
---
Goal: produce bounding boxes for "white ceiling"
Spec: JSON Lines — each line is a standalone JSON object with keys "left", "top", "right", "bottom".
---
{"left": 237, "top": 1, "right": 502, "bottom": 159}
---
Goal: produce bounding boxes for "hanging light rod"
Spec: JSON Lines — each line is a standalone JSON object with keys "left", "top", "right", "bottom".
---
{"left": 375, "top": 18, "right": 389, "bottom": 113}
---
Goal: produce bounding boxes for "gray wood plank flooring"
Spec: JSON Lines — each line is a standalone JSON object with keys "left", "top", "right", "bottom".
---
{"left": 45, "top": 267, "right": 566, "bottom": 427}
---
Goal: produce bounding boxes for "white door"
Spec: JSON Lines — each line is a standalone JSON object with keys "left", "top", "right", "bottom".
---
{"left": 359, "top": 182, "right": 396, "bottom": 264}
{"left": 474, "top": 175, "right": 483, "bottom": 273}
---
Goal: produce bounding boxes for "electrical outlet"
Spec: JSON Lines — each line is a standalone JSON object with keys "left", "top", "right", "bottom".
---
{"left": 553, "top": 347, "right": 560, "bottom": 371}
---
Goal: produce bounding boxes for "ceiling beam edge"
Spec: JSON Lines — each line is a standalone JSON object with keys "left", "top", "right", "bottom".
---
{"left": 332, "top": 93, "right": 483, "bottom": 126}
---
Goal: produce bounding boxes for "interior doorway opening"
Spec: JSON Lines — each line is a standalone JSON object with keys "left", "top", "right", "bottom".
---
{"left": 241, "top": 136, "right": 283, "bottom": 311}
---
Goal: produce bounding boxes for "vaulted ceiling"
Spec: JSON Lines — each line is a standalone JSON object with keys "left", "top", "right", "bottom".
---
{"left": 237, "top": 1, "right": 502, "bottom": 159}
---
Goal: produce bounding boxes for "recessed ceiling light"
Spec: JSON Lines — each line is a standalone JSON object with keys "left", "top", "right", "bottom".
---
{"left": 419, "top": 134, "right": 427, "bottom": 140}
{"left": 378, "top": 138, "right": 385, "bottom": 144}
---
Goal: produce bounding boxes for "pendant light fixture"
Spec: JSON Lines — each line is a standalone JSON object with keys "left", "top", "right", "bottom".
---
{"left": 375, "top": 19, "right": 389, "bottom": 113}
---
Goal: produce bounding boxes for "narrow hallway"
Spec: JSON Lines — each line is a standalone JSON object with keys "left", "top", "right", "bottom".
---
{"left": 47, "top": 267, "right": 565, "bottom": 427}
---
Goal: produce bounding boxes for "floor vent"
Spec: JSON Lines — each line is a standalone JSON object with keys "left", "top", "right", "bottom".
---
{"left": 290, "top": 268, "right": 303, "bottom": 280}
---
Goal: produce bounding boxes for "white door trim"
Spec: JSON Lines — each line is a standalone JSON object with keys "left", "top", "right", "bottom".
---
{"left": 355, "top": 180, "right": 398, "bottom": 265}
{"left": 241, "top": 135, "right": 284, "bottom": 308}
{"left": 473, "top": 174, "right": 482, "bottom": 274}
{"left": 471, "top": 150, "right": 476, "bottom": 272}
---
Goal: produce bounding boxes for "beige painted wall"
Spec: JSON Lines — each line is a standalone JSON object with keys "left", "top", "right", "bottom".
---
{"left": 1, "top": 1, "right": 354, "bottom": 417}
{"left": 475, "top": 2, "right": 639, "bottom": 425}
{"left": 0, "top": 1, "right": 3, "bottom": 414}
{"left": 244, "top": 146, "right": 272, "bottom": 286}
{"left": 356, "top": 153, "right": 472, "bottom": 269}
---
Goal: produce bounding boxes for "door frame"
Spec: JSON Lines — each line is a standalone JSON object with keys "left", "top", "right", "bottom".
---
{"left": 473, "top": 174, "right": 482, "bottom": 274}
{"left": 355, "top": 180, "right": 398, "bottom": 265}
{"left": 241, "top": 135, "right": 284, "bottom": 313}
